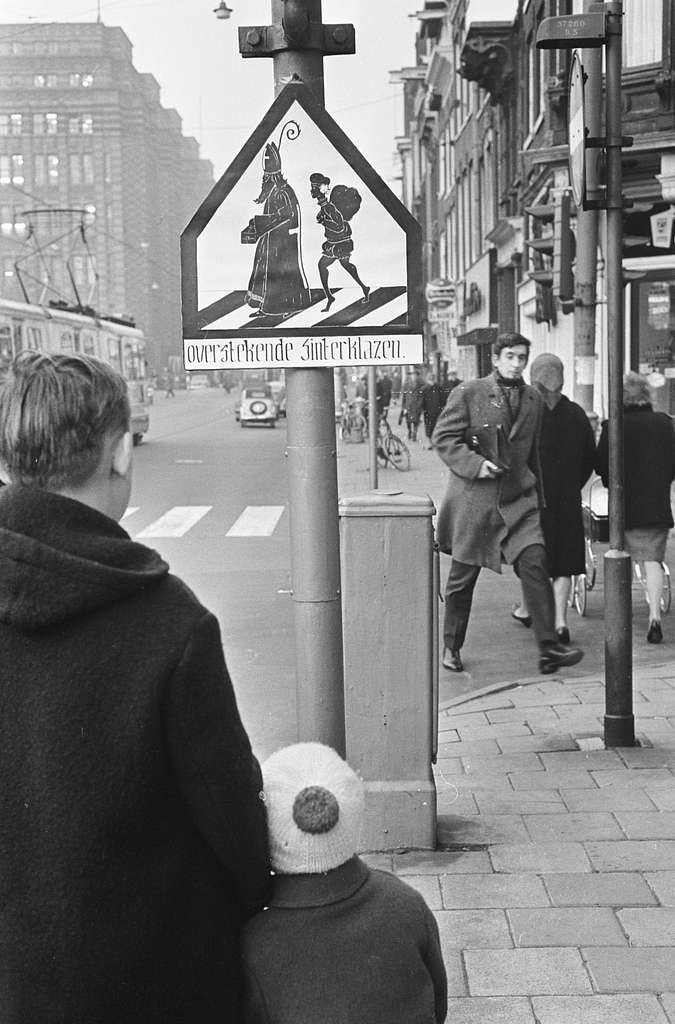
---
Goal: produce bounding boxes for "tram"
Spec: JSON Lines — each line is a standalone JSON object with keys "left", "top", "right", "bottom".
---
{"left": 0, "top": 298, "right": 151, "bottom": 444}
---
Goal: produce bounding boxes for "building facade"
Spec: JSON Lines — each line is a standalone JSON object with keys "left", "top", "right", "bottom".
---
{"left": 0, "top": 21, "right": 214, "bottom": 372}
{"left": 394, "top": 0, "right": 675, "bottom": 420}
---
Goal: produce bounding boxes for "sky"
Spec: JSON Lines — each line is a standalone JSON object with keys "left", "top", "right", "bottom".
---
{"left": 1, "top": 0, "right": 519, "bottom": 188}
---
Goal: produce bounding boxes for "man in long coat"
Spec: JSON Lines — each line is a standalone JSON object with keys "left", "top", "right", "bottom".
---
{"left": 432, "top": 333, "right": 584, "bottom": 675}
{"left": 0, "top": 351, "right": 270, "bottom": 1023}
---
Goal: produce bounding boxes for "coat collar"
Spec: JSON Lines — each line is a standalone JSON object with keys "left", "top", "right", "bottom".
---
{"left": 269, "top": 855, "right": 369, "bottom": 909}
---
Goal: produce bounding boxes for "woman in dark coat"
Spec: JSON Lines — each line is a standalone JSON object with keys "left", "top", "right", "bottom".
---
{"left": 596, "top": 371, "right": 675, "bottom": 643}
{"left": 513, "top": 354, "right": 596, "bottom": 642}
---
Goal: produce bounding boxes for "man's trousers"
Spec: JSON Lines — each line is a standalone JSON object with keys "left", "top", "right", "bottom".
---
{"left": 443, "top": 543, "right": 557, "bottom": 652}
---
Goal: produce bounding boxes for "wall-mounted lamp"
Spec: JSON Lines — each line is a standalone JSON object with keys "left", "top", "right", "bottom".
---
{"left": 213, "top": 2, "right": 233, "bottom": 19}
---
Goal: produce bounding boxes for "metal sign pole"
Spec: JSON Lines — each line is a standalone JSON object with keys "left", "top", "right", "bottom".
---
{"left": 368, "top": 365, "right": 378, "bottom": 489}
{"left": 603, "top": 0, "right": 634, "bottom": 747}
{"left": 271, "top": 0, "right": 346, "bottom": 755}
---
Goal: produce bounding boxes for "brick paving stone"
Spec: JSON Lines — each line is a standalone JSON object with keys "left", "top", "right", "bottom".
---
{"left": 464, "top": 947, "right": 591, "bottom": 996}
{"left": 645, "top": 787, "right": 675, "bottom": 811}
{"left": 440, "top": 872, "right": 550, "bottom": 909}
{"left": 525, "top": 812, "right": 624, "bottom": 842}
{"left": 438, "top": 813, "right": 530, "bottom": 847}
{"left": 507, "top": 907, "right": 627, "bottom": 946}
{"left": 486, "top": 707, "right": 562, "bottom": 727}
{"left": 561, "top": 787, "right": 657, "bottom": 812}
{"left": 400, "top": 874, "right": 442, "bottom": 908}
{"left": 591, "top": 768, "right": 675, "bottom": 788}
{"left": 445, "top": 996, "right": 536, "bottom": 1024}
{"left": 583, "top": 948, "right": 675, "bottom": 993}
{"left": 645, "top": 871, "right": 675, "bottom": 905}
{"left": 435, "top": 792, "right": 478, "bottom": 816}
{"left": 661, "top": 993, "right": 675, "bottom": 1021}
{"left": 614, "top": 812, "right": 675, "bottom": 839}
{"left": 433, "top": 757, "right": 464, "bottom": 775}
{"left": 531, "top": 994, "right": 670, "bottom": 1024}
{"left": 458, "top": 722, "right": 532, "bottom": 741}
{"left": 441, "top": 710, "right": 491, "bottom": 728}
{"left": 509, "top": 769, "right": 597, "bottom": 790}
{"left": 433, "top": 908, "right": 512, "bottom": 949}
{"left": 540, "top": 750, "right": 624, "bottom": 771}
{"left": 489, "top": 842, "right": 591, "bottom": 874}
{"left": 496, "top": 734, "right": 577, "bottom": 753}
{"left": 461, "top": 753, "right": 545, "bottom": 774}
{"left": 438, "top": 729, "right": 460, "bottom": 742}
{"left": 393, "top": 850, "right": 491, "bottom": 875}
{"left": 438, "top": 738, "right": 500, "bottom": 758}
{"left": 510, "top": 690, "right": 581, "bottom": 708}
{"left": 635, "top": 718, "right": 675, "bottom": 733}
{"left": 443, "top": 950, "right": 469, "bottom": 997}
{"left": 617, "top": 907, "right": 675, "bottom": 945}
{"left": 543, "top": 872, "right": 657, "bottom": 906}
{"left": 474, "top": 793, "right": 565, "bottom": 815}
{"left": 585, "top": 840, "right": 675, "bottom": 871}
{"left": 448, "top": 773, "right": 515, "bottom": 793}
{"left": 618, "top": 747, "right": 675, "bottom": 768}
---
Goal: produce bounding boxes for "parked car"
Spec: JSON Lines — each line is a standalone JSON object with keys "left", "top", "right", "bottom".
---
{"left": 238, "top": 384, "right": 278, "bottom": 427}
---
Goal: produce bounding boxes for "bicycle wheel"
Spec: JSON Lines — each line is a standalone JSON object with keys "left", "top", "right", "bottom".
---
{"left": 661, "top": 563, "right": 671, "bottom": 614}
{"left": 385, "top": 435, "right": 411, "bottom": 471}
{"left": 573, "top": 574, "right": 588, "bottom": 616}
{"left": 584, "top": 538, "right": 597, "bottom": 590}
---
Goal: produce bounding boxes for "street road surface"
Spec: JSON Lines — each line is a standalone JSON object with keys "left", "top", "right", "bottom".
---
{"left": 130, "top": 387, "right": 674, "bottom": 760}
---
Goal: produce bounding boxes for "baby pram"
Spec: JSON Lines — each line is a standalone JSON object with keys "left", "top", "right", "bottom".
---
{"left": 571, "top": 475, "right": 671, "bottom": 615}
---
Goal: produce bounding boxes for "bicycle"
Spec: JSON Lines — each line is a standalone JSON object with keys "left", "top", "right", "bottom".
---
{"left": 376, "top": 413, "right": 411, "bottom": 471}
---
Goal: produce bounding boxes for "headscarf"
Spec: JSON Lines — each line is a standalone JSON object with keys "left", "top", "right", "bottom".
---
{"left": 530, "top": 353, "right": 564, "bottom": 410}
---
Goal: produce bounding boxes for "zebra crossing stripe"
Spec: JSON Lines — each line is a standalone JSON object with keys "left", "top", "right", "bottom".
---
{"left": 136, "top": 505, "right": 212, "bottom": 539}
{"left": 226, "top": 506, "right": 285, "bottom": 537}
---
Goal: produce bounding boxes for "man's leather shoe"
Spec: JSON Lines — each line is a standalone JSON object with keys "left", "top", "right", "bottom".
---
{"left": 442, "top": 648, "right": 464, "bottom": 672}
{"left": 647, "top": 620, "right": 663, "bottom": 644}
{"left": 539, "top": 642, "right": 583, "bottom": 675}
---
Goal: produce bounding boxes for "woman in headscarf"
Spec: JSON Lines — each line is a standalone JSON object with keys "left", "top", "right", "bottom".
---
{"left": 512, "top": 353, "right": 596, "bottom": 642}
{"left": 596, "top": 371, "right": 675, "bottom": 643}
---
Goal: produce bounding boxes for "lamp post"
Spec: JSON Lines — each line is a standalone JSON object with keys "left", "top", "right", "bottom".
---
{"left": 213, "top": 2, "right": 233, "bottom": 20}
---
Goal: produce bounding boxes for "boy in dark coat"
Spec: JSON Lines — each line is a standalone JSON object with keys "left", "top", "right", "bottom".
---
{"left": 0, "top": 351, "right": 270, "bottom": 1024}
{"left": 242, "top": 742, "right": 447, "bottom": 1024}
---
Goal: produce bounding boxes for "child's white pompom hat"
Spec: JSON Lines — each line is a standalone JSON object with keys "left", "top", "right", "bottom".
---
{"left": 262, "top": 742, "right": 364, "bottom": 874}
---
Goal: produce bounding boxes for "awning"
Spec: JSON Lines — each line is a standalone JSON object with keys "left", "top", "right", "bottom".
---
{"left": 457, "top": 327, "right": 497, "bottom": 347}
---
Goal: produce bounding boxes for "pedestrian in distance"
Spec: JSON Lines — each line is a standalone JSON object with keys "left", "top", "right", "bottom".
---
{"left": 432, "top": 332, "right": 584, "bottom": 675}
{"left": 164, "top": 366, "right": 175, "bottom": 397}
{"left": 399, "top": 367, "right": 425, "bottom": 441}
{"left": 242, "top": 742, "right": 447, "bottom": 1024}
{"left": 421, "top": 371, "right": 448, "bottom": 449}
{"left": 511, "top": 353, "right": 596, "bottom": 643}
{"left": 378, "top": 370, "right": 392, "bottom": 416}
{"left": 596, "top": 370, "right": 675, "bottom": 644}
{"left": 0, "top": 351, "right": 270, "bottom": 1024}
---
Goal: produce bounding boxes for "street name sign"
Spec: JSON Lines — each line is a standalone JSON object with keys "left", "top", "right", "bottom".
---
{"left": 536, "top": 12, "right": 606, "bottom": 50}
{"left": 181, "top": 82, "right": 423, "bottom": 370}
{"left": 568, "top": 50, "right": 586, "bottom": 209}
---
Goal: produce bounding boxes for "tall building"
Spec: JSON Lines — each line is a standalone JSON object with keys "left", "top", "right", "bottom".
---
{"left": 0, "top": 21, "right": 214, "bottom": 372}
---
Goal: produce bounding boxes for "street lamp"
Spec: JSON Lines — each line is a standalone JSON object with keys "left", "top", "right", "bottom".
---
{"left": 213, "top": 2, "right": 233, "bottom": 19}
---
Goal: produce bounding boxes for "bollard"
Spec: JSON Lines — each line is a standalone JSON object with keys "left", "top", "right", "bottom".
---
{"left": 339, "top": 490, "right": 437, "bottom": 851}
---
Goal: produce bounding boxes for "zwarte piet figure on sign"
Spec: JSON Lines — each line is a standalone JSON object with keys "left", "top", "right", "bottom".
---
{"left": 310, "top": 172, "right": 370, "bottom": 312}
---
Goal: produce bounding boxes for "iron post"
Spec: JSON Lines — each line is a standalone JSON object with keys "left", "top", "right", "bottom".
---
{"left": 368, "top": 365, "right": 378, "bottom": 489}
{"left": 603, "top": 1, "right": 634, "bottom": 747}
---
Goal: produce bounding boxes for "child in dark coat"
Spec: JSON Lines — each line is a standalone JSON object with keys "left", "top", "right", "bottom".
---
{"left": 241, "top": 743, "right": 447, "bottom": 1024}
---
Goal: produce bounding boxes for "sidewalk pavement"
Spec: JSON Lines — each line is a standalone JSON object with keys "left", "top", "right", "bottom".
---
{"left": 338, "top": 418, "right": 675, "bottom": 1021}
{"left": 365, "top": 666, "right": 675, "bottom": 1023}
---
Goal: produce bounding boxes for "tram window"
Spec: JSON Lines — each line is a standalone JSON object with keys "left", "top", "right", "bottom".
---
{"left": 80, "top": 331, "right": 96, "bottom": 355}
{"left": 0, "top": 325, "right": 12, "bottom": 371}
{"left": 60, "top": 330, "right": 74, "bottom": 352}
{"left": 107, "top": 336, "right": 121, "bottom": 371}
{"left": 26, "top": 326, "right": 43, "bottom": 349}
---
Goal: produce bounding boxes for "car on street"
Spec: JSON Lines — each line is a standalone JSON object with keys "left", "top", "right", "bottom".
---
{"left": 238, "top": 384, "right": 278, "bottom": 427}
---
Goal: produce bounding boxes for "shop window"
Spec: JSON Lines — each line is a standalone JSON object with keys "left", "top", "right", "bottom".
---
{"left": 624, "top": 0, "right": 662, "bottom": 66}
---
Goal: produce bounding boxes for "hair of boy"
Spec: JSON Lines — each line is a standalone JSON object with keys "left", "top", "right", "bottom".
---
{"left": 0, "top": 351, "right": 130, "bottom": 489}
{"left": 492, "top": 332, "right": 531, "bottom": 357}
{"left": 623, "top": 370, "right": 651, "bottom": 408}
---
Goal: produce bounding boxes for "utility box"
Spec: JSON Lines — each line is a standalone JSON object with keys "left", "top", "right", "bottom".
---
{"left": 339, "top": 490, "right": 438, "bottom": 852}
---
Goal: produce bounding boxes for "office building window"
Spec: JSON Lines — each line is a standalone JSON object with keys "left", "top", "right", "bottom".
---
{"left": 0, "top": 205, "right": 12, "bottom": 236}
{"left": 69, "top": 153, "right": 82, "bottom": 185}
{"left": 82, "top": 73, "right": 94, "bottom": 88}
{"left": 0, "top": 114, "right": 8, "bottom": 136}
{"left": 82, "top": 153, "right": 94, "bottom": 185}
{"left": 9, "top": 113, "right": 22, "bottom": 135}
{"left": 68, "top": 116, "right": 80, "bottom": 135}
{"left": 33, "top": 73, "right": 57, "bottom": 88}
{"left": 48, "top": 154, "right": 59, "bottom": 185}
{"left": 104, "top": 153, "right": 113, "bottom": 183}
{"left": 81, "top": 115, "right": 93, "bottom": 135}
{"left": 34, "top": 154, "right": 45, "bottom": 186}
{"left": 11, "top": 155, "right": 24, "bottom": 185}
{"left": 45, "top": 112, "right": 58, "bottom": 134}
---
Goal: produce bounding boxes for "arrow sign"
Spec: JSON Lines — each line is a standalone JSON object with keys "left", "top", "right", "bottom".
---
{"left": 181, "top": 82, "right": 423, "bottom": 370}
